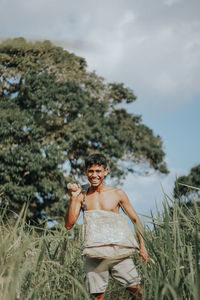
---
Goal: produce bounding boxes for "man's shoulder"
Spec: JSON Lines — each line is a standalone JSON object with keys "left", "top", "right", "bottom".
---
{"left": 104, "top": 186, "right": 125, "bottom": 196}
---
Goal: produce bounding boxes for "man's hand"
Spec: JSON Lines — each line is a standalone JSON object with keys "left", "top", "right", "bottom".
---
{"left": 139, "top": 247, "right": 149, "bottom": 262}
{"left": 67, "top": 183, "right": 82, "bottom": 198}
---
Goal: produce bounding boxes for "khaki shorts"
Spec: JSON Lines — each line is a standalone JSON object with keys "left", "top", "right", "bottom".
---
{"left": 84, "top": 257, "right": 141, "bottom": 294}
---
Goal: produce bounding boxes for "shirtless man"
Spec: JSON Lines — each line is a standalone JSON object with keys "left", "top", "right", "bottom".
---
{"left": 65, "top": 154, "right": 148, "bottom": 300}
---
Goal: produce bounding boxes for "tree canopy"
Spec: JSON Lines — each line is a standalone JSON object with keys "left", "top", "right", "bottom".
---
{"left": 174, "top": 164, "right": 200, "bottom": 202}
{"left": 0, "top": 37, "right": 168, "bottom": 223}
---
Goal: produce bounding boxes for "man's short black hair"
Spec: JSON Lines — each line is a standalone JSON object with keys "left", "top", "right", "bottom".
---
{"left": 85, "top": 154, "right": 107, "bottom": 169}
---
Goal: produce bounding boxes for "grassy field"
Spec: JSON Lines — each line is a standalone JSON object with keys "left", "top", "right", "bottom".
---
{"left": 0, "top": 196, "right": 199, "bottom": 300}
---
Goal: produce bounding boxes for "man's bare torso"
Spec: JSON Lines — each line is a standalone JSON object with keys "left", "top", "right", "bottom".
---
{"left": 82, "top": 186, "right": 121, "bottom": 213}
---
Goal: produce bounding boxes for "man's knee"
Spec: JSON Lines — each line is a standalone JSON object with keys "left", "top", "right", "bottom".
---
{"left": 92, "top": 293, "right": 104, "bottom": 300}
{"left": 127, "top": 283, "right": 142, "bottom": 300}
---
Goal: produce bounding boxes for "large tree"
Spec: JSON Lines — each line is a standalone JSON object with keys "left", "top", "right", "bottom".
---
{"left": 0, "top": 38, "right": 168, "bottom": 223}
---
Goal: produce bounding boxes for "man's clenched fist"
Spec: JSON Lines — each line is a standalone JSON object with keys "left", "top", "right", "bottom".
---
{"left": 67, "top": 183, "right": 82, "bottom": 198}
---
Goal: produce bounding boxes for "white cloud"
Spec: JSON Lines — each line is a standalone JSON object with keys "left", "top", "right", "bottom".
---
{"left": 1, "top": 0, "right": 200, "bottom": 116}
{"left": 163, "top": 0, "right": 182, "bottom": 6}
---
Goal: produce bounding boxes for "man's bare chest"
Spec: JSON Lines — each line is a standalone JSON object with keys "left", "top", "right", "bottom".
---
{"left": 85, "top": 192, "right": 120, "bottom": 212}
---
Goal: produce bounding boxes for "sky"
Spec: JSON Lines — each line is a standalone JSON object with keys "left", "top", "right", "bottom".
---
{"left": 0, "top": 0, "right": 199, "bottom": 224}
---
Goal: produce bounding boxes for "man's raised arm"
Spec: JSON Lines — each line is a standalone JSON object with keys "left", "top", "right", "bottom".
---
{"left": 65, "top": 183, "right": 83, "bottom": 230}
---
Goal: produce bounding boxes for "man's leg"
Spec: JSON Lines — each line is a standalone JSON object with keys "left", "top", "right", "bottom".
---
{"left": 84, "top": 257, "right": 109, "bottom": 298}
{"left": 110, "top": 258, "right": 142, "bottom": 299}
{"left": 92, "top": 283, "right": 142, "bottom": 300}
{"left": 93, "top": 293, "right": 105, "bottom": 299}
{"left": 127, "top": 283, "right": 142, "bottom": 300}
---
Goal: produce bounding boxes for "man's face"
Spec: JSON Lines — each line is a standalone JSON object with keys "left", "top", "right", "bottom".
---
{"left": 85, "top": 164, "right": 108, "bottom": 187}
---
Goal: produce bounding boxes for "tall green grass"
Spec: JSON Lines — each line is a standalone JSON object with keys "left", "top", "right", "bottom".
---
{"left": 141, "top": 194, "right": 200, "bottom": 300}
{"left": 0, "top": 195, "right": 199, "bottom": 299}
{"left": 0, "top": 204, "right": 89, "bottom": 300}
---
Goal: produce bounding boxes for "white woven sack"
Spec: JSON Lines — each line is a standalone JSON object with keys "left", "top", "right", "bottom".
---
{"left": 82, "top": 210, "right": 139, "bottom": 259}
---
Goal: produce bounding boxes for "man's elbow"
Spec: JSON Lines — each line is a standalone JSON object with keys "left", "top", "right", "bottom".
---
{"left": 66, "top": 226, "right": 72, "bottom": 230}
{"left": 65, "top": 222, "right": 74, "bottom": 230}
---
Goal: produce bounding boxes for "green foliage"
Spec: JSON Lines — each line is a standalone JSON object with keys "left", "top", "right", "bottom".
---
{"left": 174, "top": 165, "right": 200, "bottom": 202}
{"left": 0, "top": 196, "right": 199, "bottom": 299}
{"left": 0, "top": 37, "right": 168, "bottom": 222}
